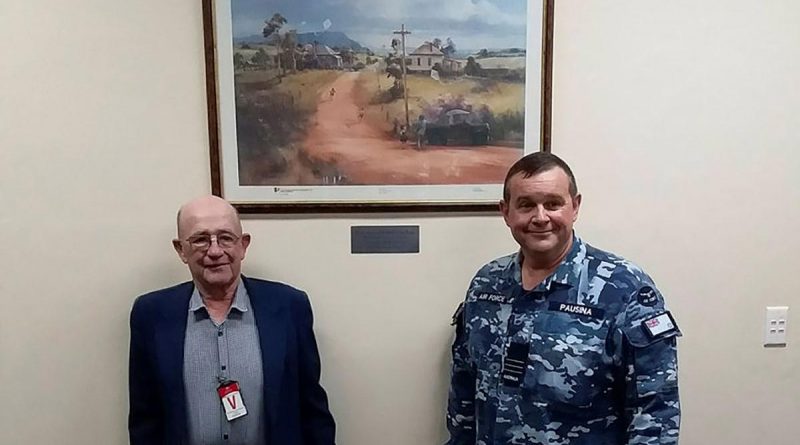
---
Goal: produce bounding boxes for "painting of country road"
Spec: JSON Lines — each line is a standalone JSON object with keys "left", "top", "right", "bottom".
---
{"left": 207, "top": 0, "right": 544, "bottom": 208}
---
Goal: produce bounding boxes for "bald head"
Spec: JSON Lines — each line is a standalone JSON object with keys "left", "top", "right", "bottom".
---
{"left": 173, "top": 195, "right": 250, "bottom": 296}
{"left": 176, "top": 195, "right": 242, "bottom": 238}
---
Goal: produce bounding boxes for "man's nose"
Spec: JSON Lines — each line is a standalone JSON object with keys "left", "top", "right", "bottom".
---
{"left": 206, "top": 238, "right": 224, "bottom": 256}
{"left": 530, "top": 205, "right": 548, "bottom": 223}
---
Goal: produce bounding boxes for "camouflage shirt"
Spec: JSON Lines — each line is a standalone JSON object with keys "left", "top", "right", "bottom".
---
{"left": 446, "top": 236, "right": 681, "bottom": 445}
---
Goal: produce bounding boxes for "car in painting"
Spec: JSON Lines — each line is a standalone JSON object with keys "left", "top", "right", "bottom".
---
{"left": 425, "top": 109, "right": 491, "bottom": 146}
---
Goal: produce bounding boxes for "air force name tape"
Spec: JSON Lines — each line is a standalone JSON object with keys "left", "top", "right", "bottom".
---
{"left": 475, "top": 292, "right": 511, "bottom": 304}
{"left": 548, "top": 301, "right": 605, "bottom": 319}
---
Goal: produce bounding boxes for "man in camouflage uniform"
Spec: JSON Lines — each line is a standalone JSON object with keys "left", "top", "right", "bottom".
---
{"left": 446, "top": 152, "right": 681, "bottom": 444}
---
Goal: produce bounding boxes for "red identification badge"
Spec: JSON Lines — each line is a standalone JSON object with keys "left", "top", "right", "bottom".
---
{"left": 217, "top": 380, "right": 248, "bottom": 421}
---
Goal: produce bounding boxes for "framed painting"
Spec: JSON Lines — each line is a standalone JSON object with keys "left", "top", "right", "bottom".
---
{"left": 202, "top": 0, "right": 553, "bottom": 213}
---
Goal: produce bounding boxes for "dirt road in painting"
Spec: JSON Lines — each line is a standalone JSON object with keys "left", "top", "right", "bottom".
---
{"left": 302, "top": 72, "right": 521, "bottom": 185}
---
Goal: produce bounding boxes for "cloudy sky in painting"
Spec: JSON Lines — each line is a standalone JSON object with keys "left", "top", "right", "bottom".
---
{"left": 231, "top": 0, "right": 528, "bottom": 52}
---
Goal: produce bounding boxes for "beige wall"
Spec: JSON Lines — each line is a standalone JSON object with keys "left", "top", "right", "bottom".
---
{"left": 553, "top": 2, "right": 800, "bottom": 442}
{"left": 1, "top": 1, "right": 798, "bottom": 444}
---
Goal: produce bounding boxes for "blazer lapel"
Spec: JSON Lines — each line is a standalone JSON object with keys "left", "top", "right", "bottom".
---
{"left": 154, "top": 282, "right": 193, "bottom": 441}
{"left": 243, "top": 277, "right": 287, "bottom": 433}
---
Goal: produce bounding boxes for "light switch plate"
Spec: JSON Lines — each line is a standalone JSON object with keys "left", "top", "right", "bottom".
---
{"left": 764, "top": 306, "right": 789, "bottom": 347}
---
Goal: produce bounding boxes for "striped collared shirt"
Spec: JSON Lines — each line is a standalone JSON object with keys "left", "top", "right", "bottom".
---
{"left": 183, "top": 280, "right": 266, "bottom": 445}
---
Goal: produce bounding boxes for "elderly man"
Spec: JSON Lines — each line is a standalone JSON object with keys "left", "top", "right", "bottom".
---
{"left": 129, "top": 195, "right": 335, "bottom": 445}
{"left": 446, "top": 152, "right": 681, "bottom": 444}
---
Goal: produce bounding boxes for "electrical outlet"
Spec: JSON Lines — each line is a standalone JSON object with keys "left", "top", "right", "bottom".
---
{"left": 764, "top": 306, "right": 789, "bottom": 347}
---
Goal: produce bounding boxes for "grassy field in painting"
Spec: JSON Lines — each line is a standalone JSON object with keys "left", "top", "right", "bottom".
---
{"left": 234, "top": 70, "right": 344, "bottom": 184}
{"left": 352, "top": 68, "right": 525, "bottom": 144}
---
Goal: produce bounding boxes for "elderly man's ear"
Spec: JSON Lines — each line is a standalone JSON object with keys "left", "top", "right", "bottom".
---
{"left": 172, "top": 239, "right": 189, "bottom": 264}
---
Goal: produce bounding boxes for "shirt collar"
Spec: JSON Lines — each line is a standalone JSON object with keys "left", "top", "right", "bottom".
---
{"left": 188, "top": 278, "right": 250, "bottom": 313}
{"left": 508, "top": 233, "right": 586, "bottom": 290}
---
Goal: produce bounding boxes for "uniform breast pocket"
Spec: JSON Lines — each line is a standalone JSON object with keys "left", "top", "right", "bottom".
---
{"left": 524, "top": 315, "right": 611, "bottom": 411}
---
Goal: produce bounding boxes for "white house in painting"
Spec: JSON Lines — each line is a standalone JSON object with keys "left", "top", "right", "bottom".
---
{"left": 407, "top": 42, "right": 444, "bottom": 73}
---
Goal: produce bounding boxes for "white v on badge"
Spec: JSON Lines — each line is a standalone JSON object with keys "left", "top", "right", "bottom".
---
{"left": 217, "top": 380, "right": 248, "bottom": 421}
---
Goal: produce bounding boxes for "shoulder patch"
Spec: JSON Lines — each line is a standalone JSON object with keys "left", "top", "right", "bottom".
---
{"left": 642, "top": 311, "right": 678, "bottom": 339}
{"left": 450, "top": 302, "right": 464, "bottom": 326}
{"left": 637, "top": 286, "right": 659, "bottom": 307}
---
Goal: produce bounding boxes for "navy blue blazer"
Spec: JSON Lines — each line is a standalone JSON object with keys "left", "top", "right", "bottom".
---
{"left": 128, "top": 276, "right": 336, "bottom": 445}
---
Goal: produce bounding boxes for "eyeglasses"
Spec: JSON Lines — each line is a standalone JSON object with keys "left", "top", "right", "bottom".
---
{"left": 182, "top": 232, "right": 242, "bottom": 251}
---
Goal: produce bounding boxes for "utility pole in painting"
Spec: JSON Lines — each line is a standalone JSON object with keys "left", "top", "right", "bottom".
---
{"left": 393, "top": 24, "right": 411, "bottom": 127}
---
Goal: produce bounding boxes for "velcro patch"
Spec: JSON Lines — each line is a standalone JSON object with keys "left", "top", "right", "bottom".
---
{"left": 501, "top": 342, "right": 530, "bottom": 387}
{"left": 637, "top": 286, "right": 659, "bottom": 307}
{"left": 548, "top": 301, "right": 606, "bottom": 319}
{"left": 642, "top": 311, "right": 678, "bottom": 338}
{"left": 450, "top": 302, "right": 464, "bottom": 326}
